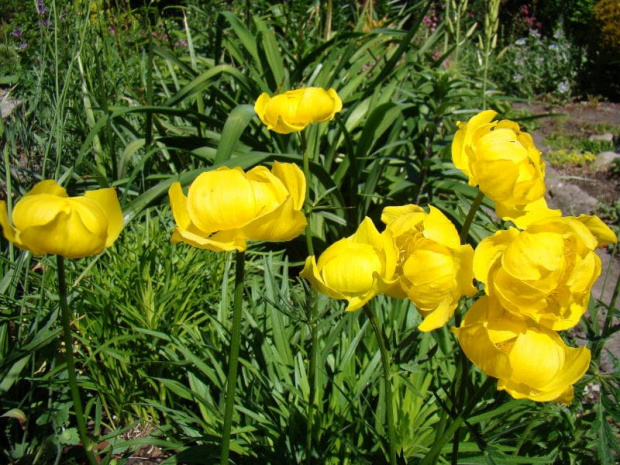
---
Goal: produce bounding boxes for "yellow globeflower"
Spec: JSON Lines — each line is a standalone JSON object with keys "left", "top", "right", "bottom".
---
{"left": 474, "top": 215, "right": 617, "bottom": 331}
{"left": 382, "top": 205, "right": 476, "bottom": 331}
{"left": 254, "top": 87, "right": 343, "bottom": 134}
{"left": 169, "top": 162, "right": 307, "bottom": 252}
{"left": 300, "top": 217, "right": 399, "bottom": 311}
{"left": 452, "top": 110, "right": 557, "bottom": 226}
{"left": 453, "top": 296, "right": 591, "bottom": 403}
{"left": 0, "top": 180, "right": 123, "bottom": 259}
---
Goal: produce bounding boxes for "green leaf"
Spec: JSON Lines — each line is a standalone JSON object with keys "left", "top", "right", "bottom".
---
{"left": 1, "top": 408, "right": 27, "bottom": 423}
{"left": 59, "top": 427, "right": 80, "bottom": 446}
{"left": 214, "top": 104, "right": 256, "bottom": 164}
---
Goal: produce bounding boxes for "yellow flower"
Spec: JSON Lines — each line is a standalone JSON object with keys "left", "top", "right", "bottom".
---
{"left": 0, "top": 180, "right": 123, "bottom": 259}
{"left": 453, "top": 296, "right": 591, "bottom": 403}
{"left": 300, "top": 217, "right": 399, "bottom": 311}
{"left": 474, "top": 215, "right": 617, "bottom": 330}
{"left": 452, "top": 110, "right": 557, "bottom": 226}
{"left": 169, "top": 162, "right": 307, "bottom": 252}
{"left": 254, "top": 87, "right": 343, "bottom": 134}
{"left": 382, "top": 205, "right": 476, "bottom": 331}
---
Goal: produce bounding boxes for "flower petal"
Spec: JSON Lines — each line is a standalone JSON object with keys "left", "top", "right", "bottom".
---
{"left": 187, "top": 168, "right": 258, "bottom": 232}
{"left": 271, "top": 161, "right": 306, "bottom": 211}
{"left": 83, "top": 188, "right": 124, "bottom": 247}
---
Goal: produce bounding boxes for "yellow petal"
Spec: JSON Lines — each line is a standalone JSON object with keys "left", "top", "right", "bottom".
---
{"left": 254, "top": 93, "right": 271, "bottom": 125}
{"left": 473, "top": 229, "right": 517, "bottom": 284}
{"left": 381, "top": 204, "right": 423, "bottom": 225}
{"left": 25, "top": 179, "right": 68, "bottom": 197}
{"left": 271, "top": 161, "right": 305, "bottom": 211}
{"left": 171, "top": 226, "right": 247, "bottom": 252}
{"left": 350, "top": 217, "right": 384, "bottom": 250}
{"left": 17, "top": 197, "right": 108, "bottom": 258}
{"left": 0, "top": 201, "right": 20, "bottom": 246}
{"left": 501, "top": 231, "right": 565, "bottom": 281}
{"left": 453, "top": 297, "right": 513, "bottom": 379}
{"left": 169, "top": 182, "right": 192, "bottom": 232}
{"left": 418, "top": 298, "right": 453, "bottom": 332}
{"left": 496, "top": 197, "right": 561, "bottom": 229}
{"left": 297, "top": 87, "right": 342, "bottom": 123}
{"left": 321, "top": 243, "right": 382, "bottom": 295}
{"left": 246, "top": 165, "right": 289, "bottom": 215}
{"left": 451, "top": 110, "right": 497, "bottom": 177}
{"left": 422, "top": 205, "right": 460, "bottom": 249}
{"left": 242, "top": 195, "right": 307, "bottom": 242}
{"left": 83, "top": 188, "right": 123, "bottom": 247}
{"left": 187, "top": 168, "right": 258, "bottom": 232}
{"left": 508, "top": 328, "right": 564, "bottom": 388}
{"left": 300, "top": 255, "right": 347, "bottom": 301}
{"left": 576, "top": 214, "right": 617, "bottom": 247}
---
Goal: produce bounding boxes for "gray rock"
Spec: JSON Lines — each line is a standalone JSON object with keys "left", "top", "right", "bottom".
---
{"left": 0, "top": 97, "right": 20, "bottom": 119}
{"left": 545, "top": 164, "right": 599, "bottom": 215}
{"left": 592, "top": 151, "right": 620, "bottom": 170}
{"left": 589, "top": 133, "right": 614, "bottom": 142}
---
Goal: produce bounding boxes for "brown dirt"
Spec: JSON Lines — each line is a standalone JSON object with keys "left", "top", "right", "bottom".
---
{"left": 515, "top": 101, "right": 620, "bottom": 206}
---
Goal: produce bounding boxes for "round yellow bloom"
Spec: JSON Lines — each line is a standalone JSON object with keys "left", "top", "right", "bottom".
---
{"left": 474, "top": 215, "right": 617, "bottom": 330}
{"left": 382, "top": 205, "right": 476, "bottom": 331}
{"left": 0, "top": 180, "right": 123, "bottom": 259}
{"left": 300, "top": 217, "right": 399, "bottom": 312}
{"left": 453, "top": 296, "right": 591, "bottom": 403}
{"left": 169, "top": 162, "right": 307, "bottom": 252}
{"left": 452, "top": 110, "right": 556, "bottom": 226}
{"left": 254, "top": 87, "right": 343, "bottom": 134}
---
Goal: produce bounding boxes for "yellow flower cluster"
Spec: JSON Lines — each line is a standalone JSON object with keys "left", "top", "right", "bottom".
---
{"left": 451, "top": 111, "right": 617, "bottom": 403}
{"left": 301, "top": 205, "right": 476, "bottom": 331}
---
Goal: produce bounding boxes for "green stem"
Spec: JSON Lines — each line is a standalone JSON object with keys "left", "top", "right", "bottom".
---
{"left": 220, "top": 250, "right": 246, "bottom": 465}
{"left": 364, "top": 306, "right": 397, "bottom": 465}
{"left": 301, "top": 131, "right": 314, "bottom": 256}
{"left": 301, "top": 130, "right": 318, "bottom": 463}
{"left": 57, "top": 256, "right": 98, "bottom": 465}
{"left": 305, "top": 288, "right": 318, "bottom": 465}
{"left": 603, "top": 245, "right": 619, "bottom": 335}
{"left": 459, "top": 190, "right": 485, "bottom": 244}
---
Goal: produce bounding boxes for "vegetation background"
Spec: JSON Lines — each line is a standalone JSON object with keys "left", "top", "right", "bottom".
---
{"left": 0, "top": 0, "right": 618, "bottom": 464}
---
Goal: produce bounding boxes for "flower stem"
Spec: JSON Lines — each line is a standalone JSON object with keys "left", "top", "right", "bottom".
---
{"left": 305, "top": 288, "right": 318, "bottom": 465}
{"left": 301, "top": 130, "right": 314, "bottom": 256}
{"left": 364, "top": 306, "right": 397, "bottom": 465}
{"left": 220, "top": 250, "right": 246, "bottom": 465}
{"left": 459, "top": 190, "right": 485, "bottom": 244}
{"left": 57, "top": 256, "right": 98, "bottom": 465}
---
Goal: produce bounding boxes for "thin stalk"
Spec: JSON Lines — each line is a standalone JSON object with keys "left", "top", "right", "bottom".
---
{"left": 305, "top": 287, "right": 318, "bottom": 465}
{"left": 603, "top": 245, "right": 619, "bottom": 334}
{"left": 364, "top": 306, "right": 397, "bottom": 465}
{"left": 2, "top": 140, "right": 13, "bottom": 262}
{"left": 301, "top": 129, "right": 318, "bottom": 464}
{"left": 57, "top": 256, "right": 98, "bottom": 465}
{"left": 301, "top": 131, "right": 314, "bottom": 256}
{"left": 459, "top": 190, "right": 485, "bottom": 244}
{"left": 220, "top": 250, "right": 246, "bottom": 465}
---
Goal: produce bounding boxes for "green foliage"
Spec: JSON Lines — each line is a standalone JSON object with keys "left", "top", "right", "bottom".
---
{"left": 1, "top": 1, "right": 618, "bottom": 464}
{"left": 596, "top": 199, "right": 620, "bottom": 238}
{"left": 545, "top": 149, "right": 596, "bottom": 168}
{"left": 489, "top": 28, "right": 582, "bottom": 101}
{"left": 0, "top": 44, "right": 21, "bottom": 83}
{"left": 594, "top": 0, "right": 620, "bottom": 53}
